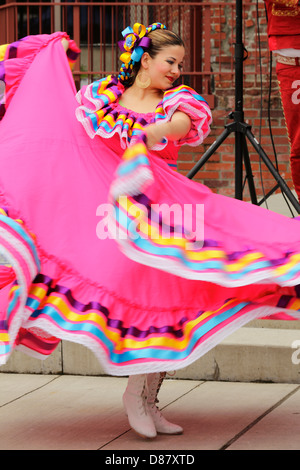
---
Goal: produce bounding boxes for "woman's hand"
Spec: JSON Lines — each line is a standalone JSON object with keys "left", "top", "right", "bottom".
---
{"left": 145, "top": 123, "right": 167, "bottom": 149}
{"left": 145, "top": 111, "right": 191, "bottom": 149}
{"left": 61, "top": 38, "right": 69, "bottom": 52}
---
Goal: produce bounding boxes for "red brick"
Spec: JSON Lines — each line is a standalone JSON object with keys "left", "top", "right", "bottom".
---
{"left": 175, "top": 2, "right": 295, "bottom": 198}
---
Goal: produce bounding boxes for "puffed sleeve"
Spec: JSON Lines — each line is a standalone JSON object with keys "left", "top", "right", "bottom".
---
{"left": 0, "top": 32, "right": 80, "bottom": 121}
{"left": 154, "top": 85, "right": 212, "bottom": 147}
{"left": 75, "top": 75, "right": 124, "bottom": 139}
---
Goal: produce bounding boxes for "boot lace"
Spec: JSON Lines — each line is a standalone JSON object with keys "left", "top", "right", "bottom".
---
{"left": 137, "top": 381, "right": 149, "bottom": 416}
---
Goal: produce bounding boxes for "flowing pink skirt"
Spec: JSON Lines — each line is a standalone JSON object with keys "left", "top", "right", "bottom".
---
{"left": 1, "top": 33, "right": 300, "bottom": 375}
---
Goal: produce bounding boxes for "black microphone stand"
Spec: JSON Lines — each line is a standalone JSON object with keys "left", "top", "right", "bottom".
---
{"left": 187, "top": 0, "right": 300, "bottom": 213}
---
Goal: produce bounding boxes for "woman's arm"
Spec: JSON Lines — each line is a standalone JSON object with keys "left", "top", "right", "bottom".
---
{"left": 145, "top": 111, "right": 191, "bottom": 149}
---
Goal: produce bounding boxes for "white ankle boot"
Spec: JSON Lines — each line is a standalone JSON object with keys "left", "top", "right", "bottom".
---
{"left": 147, "top": 372, "right": 183, "bottom": 435}
{"left": 123, "top": 374, "right": 157, "bottom": 439}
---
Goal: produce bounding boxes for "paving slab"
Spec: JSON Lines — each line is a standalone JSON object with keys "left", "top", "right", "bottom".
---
{"left": 102, "top": 381, "right": 298, "bottom": 451}
{"left": 0, "top": 374, "right": 197, "bottom": 450}
{"left": 228, "top": 386, "right": 300, "bottom": 450}
{"left": 0, "top": 373, "right": 58, "bottom": 406}
{"left": 1, "top": 374, "right": 300, "bottom": 450}
{"left": 0, "top": 374, "right": 127, "bottom": 450}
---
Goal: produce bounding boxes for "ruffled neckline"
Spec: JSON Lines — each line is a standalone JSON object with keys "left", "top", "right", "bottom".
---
{"left": 111, "top": 101, "right": 157, "bottom": 120}
{"left": 75, "top": 75, "right": 212, "bottom": 150}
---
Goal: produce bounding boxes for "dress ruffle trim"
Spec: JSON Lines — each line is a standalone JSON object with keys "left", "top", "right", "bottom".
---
{"left": 0, "top": 207, "right": 40, "bottom": 364}
{"left": 108, "top": 138, "right": 300, "bottom": 288}
{"left": 1, "top": 202, "right": 300, "bottom": 376}
{"left": 1, "top": 204, "right": 231, "bottom": 375}
{"left": 75, "top": 76, "right": 212, "bottom": 149}
{"left": 75, "top": 75, "right": 146, "bottom": 148}
{"left": 153, "top": 85, "right": 212, "bottom": 149}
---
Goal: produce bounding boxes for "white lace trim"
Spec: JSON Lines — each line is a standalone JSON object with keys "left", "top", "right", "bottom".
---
{"left": 117, "top": 239, "right": 300, "bottom": 287}
{"left": 13, "top": 306, "right": 300, "bottom": 375}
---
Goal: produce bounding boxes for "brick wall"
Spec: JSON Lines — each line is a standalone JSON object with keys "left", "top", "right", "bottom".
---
{"left": 177, "top": 0, "right": 292, "bottom": 201}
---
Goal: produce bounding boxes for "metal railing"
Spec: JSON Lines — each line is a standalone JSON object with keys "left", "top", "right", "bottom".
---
{"left": 0, "top": 1, "right": 268, "bottom": 106}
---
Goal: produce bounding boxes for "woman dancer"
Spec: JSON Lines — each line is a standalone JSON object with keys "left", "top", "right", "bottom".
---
{"left": 1, "top": 24, "right": 300, "bottom": 440}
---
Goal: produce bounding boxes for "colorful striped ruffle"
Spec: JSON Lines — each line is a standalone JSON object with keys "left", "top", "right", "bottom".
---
{"left": 108, "top": 138, "right": 300, "bottom": 288}
{"left": 8, "top": 266, "right": 300, "bottom": 375}
{"left": 1, "top": 194, "right": 300, "bottom": 374}
{"left": 20, "top": 273, "right": 300, "bottom": 374}
{"left": 75, "top": 75, "right": 212, "bottom": 149}
{"left": 75, "top": 75, "right": 146, "bottom": 147}
{"left": 0, "top": 208, "right": 40, "bottom": 365}
{"left": 152, "top": 85, "right": 212, "bottom": 149}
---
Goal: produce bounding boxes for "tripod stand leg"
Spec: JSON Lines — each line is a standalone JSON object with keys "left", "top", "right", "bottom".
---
{"left": 241, "top": 135, "right": 258, "bottom": 205}
{"left": 235, "top": 131, "right": 243, "bottom": 200}
{"left": 235, "top": 131, "right": 258, "bottom": 204}
{"left": 187, "top": 127, "right": 232, "bottom": 179}
{"left": 245, "top": 128, "right": 300, "bottom": 213}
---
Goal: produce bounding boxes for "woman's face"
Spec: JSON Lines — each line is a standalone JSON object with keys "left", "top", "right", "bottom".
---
{"left": 146, "top": 45, "right": 185, "bottom": 90}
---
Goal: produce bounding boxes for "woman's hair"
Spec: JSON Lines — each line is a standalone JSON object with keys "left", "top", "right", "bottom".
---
{"left": 147, "top": 28, "right": 184, "bottom": 59}
{"left": 119, "top": 26, "right": 184, "bottom": 88}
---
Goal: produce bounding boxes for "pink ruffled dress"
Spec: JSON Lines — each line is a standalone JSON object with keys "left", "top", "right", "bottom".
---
{"left": 1, "top": 32, "right": 300, "bottom": 376}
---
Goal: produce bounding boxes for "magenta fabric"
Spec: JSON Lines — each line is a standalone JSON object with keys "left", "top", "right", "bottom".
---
{"left": 0, "top": 33, "right": 300, "bottom": 375}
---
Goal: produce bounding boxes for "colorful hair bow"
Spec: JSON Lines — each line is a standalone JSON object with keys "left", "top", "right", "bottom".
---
{"left": 117, "top": 22, "right": 166, "bottom": 83}
{"left": 118, "top": 23, "right": 151, "bottom": 65}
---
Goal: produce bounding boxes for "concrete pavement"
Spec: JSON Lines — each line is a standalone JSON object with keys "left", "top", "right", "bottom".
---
{"left": 1, "top": 373, "right": 300, "bottom": 451}
{"left": 1, "top": 191, "right": 300, "bottom": 452}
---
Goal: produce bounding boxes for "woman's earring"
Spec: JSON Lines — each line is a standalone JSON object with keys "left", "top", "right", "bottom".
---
{"left": 135, "top": 71, "right": 151, "bottom": 89}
